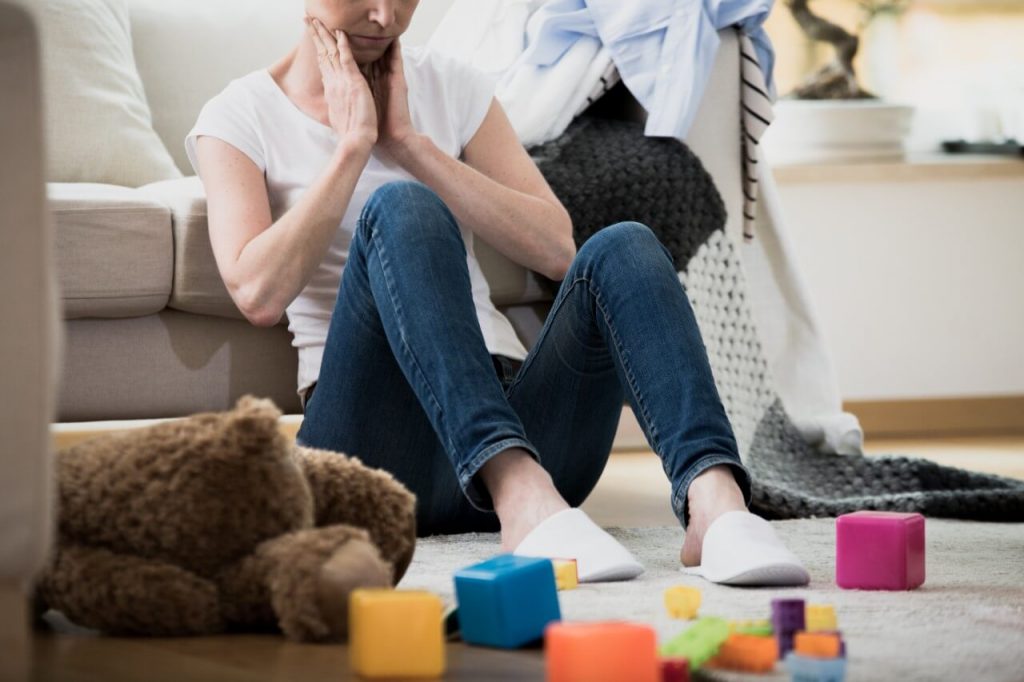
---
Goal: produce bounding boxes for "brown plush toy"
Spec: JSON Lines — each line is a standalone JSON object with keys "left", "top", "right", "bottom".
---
{"left": 35, "top": 396, "right": 417, "bottom": 642}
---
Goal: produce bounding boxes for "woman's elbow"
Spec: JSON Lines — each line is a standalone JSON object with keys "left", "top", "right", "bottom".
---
{"left": 231, "top": 278, "right": 282, "bottom": 327}
{"left": 245, "top": 306, "right": 284, "bottom": 328}
{"left": 544, "top": 240, "right": 575, "bottom": 281}
{"left": 545, "top": 213, "right": 576, "bottom": 281}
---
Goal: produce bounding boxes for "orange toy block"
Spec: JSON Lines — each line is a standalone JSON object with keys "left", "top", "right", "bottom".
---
{"left": 663, "top": 586, "right": 702, "bottom": 620}
{"left": 553, "top": 559, "right": 579, "bottom": 590}
{"left": 546, "top": 621, "right": 660, "bottom": 682}
{"left": 349, "top": 589, "right": 445, "bottom": 678}
{"left": 705, "top": 633, "right": 778, "bottom": 673}
{"left": 794, "top": 631, "right": 842, "bottom": 658}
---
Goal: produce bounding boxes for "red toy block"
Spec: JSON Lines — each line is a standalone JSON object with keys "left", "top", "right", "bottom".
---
{"left": 794, "top": 631, "right": 842, "bottom": 658}
{"left": 660, "top": 656, "right": 691, "bottom": 682}
{"left": 545, "top": 621, "right": 659, "bottom": 682}
{"left": 705, "top": 633, "right": 778, "bottom": 673}
{"left": 836, "top": 511, "right": 925, "bottom": 590}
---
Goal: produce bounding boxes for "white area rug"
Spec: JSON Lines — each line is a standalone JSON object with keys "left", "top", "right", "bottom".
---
{"left": 398, "top": 519, "right": 1024, "bottom": 681}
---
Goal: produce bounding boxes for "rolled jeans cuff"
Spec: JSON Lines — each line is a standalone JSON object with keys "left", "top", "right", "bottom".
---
{"left": 457, "top": 437, "right": 543, "bottom": 512}
{"left": 671, "top": 454, "right": 754, "bottom": 529}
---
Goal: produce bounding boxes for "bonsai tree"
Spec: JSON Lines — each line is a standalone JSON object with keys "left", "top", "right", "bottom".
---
{"left": 786, "top": 0, "right": 909, "bottom": 99}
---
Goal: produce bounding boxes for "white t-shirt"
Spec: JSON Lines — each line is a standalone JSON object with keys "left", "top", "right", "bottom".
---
{"left": 185, "top": 45, "right": 529, "bottom": 400}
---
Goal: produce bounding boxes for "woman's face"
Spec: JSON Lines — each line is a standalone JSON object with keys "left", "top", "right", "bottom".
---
{"left": 305, "top": 0, "right": 419, "bottom": 64}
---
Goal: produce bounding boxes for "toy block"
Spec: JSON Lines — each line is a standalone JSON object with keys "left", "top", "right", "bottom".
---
{"left": 805, "top": 605, "right": 838, "bottom": 632}
{"left": 729, "top": 619, "right": 773, "bottom": 637}
{"left": 778, "top": 633, "right": 796, "bottom": 658}
{"left": 794, "top": 631, "right": 842, "bottom": 658}
{"left": 771, "top": 598, "right": 806, "bottom": 635}
{"left": 663, "top": 585, "right": 701, "bottom": 620}
{"left": 349, "top": 589, "right": 444, "bottom": 678}
{"left": 784, "top": 651, "right": 847, "bottom": 682}
{"left": 659, "top": 617, "right": 729, "bottom": 669}
{"left": 660, "top": 656, "right": 691, "bottom": 682}
{"left": 545, "top": 621, "right": 659, "bottom": 682}
{"left": 553, "top": 559, "right": 578, "bottom": 591}
{"left": 453, "top": 554, "right": 560, "bottom": 648}
{"left": 836, "top": 511, "right": 925, "bottom": 590}
{"left": 706, "top": 633, "right": 778, "bottom": 673}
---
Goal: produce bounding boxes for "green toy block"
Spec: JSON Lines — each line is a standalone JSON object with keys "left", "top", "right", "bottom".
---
{"left": 659, "top": 617, "right": 730, "bottom": 669}
{"left": 730, "top": 619, "right": 774, "bottom": 637}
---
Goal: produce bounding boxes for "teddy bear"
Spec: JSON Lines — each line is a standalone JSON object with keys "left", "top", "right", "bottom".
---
{"left": 34, "top": 395, "right": 418, "bottom": 642}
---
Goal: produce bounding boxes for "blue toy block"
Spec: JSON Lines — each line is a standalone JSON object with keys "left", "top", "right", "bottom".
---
{"left": 784, "top": 652, "right": 847, "bottom": 682}
{"left": 453, "top": 554, "right": 561, "bottom": 648}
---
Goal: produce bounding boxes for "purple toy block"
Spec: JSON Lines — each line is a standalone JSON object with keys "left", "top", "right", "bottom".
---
{"left": 772, "top": 598, "right": 805, "bottom": 658}
{"left": 835, "top": 511, "right": 926, "bottom": 590}
{"left": 771, "top": 599, "right": 806, "bottom": 635}
{"left": 777, "top": 632, "right": 795, "bottom": 658}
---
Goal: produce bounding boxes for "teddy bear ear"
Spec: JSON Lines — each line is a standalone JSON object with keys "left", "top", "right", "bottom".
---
{"left": 228, "top": 395, "right": 283, "bottom": 434}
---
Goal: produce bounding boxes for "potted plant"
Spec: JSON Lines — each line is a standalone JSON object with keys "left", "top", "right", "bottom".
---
{"left": 762, "top": 0, "right": 916, "bottom": 163}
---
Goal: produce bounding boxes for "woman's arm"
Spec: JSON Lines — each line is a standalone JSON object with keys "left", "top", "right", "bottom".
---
{"left": 389, "top": 98, "right": 576, "bottom": 282}
{"left": 198, "top": 136, "right": 372, "bottom": 327}
{"left": 200, "top": 18, "right": 379, "bottom": 327}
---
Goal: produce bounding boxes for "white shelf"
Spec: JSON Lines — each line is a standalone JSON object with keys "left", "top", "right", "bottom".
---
{"left": 770, "top": 152, "right": 1024, "bottom": 184}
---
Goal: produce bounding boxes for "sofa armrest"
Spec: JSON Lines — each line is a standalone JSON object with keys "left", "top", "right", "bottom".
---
{"left": 0, "top": 0, "right": 58, "bottom": 595}
{"left": 47, "top": 182, "right": 173, "bottom": 318}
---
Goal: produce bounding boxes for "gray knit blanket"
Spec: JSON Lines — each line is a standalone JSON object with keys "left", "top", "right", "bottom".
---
{"left": 528, "top": 115, "right": 1024, "bottom": 521}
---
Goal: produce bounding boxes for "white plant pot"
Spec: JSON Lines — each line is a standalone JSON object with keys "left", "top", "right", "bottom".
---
{"left": 761, "top": 99, "right": 916, "bottom": 164}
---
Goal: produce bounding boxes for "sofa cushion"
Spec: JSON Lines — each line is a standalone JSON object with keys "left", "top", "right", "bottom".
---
{"left": 126, "top": 0, "right": 305, "bottom": 176}
{"left": 48, "top": 183, "right": 172, "bottom": 318}
{"left": 136, "top": 176, "right": 248, "bottom": 321}
{"left": 27, "top": 0, "right": 181, "bottom": 186}
{"left": 136, "top": 175, "right": 549, "bottom": 323}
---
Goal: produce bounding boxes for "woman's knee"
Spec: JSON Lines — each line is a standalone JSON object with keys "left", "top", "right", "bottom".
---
{"left": 574, "top": 221, "right": 672, "bottom": 272}
{"left": 360, "top": 181, "right": 457, "bottom": 237}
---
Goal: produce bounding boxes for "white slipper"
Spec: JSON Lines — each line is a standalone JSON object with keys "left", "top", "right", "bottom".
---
{"left": 681, "top": 511, "right": 810, "bottom": 586}
{"left": 513, "top": 508, "right": 645, "bottom": 582}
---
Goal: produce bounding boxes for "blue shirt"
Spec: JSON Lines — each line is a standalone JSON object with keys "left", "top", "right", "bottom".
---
{"left": 517, "top": 0, "right": 776, "bottom": 139}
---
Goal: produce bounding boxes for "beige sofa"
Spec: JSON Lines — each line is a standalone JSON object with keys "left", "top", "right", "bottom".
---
{"left": 48, "top": 1, "right": 746, "bottom": 422}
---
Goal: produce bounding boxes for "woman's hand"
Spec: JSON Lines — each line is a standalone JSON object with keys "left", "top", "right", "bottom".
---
{"left": 306, "top": 16, "right": 377, "bottom": 152}
{"left": 363, "top": 37, "right": 418, "bottom": 160}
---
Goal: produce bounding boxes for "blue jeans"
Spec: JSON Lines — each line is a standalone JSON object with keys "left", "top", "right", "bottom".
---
{"left": 296, "top": 181, "right": 752, "bottom": 536}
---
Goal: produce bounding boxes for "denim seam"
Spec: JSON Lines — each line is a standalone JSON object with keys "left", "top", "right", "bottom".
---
{"left": 504, "top": 281, "right": 583, "bottom": 398}
{"left": 671, "top": 453, "right": 753, "bottom": 528}
{"left": 366, "top": 221, "right": 454, "bottom": 454}
{"left": 587, "top": 276, "right": 662, "bottom": 454}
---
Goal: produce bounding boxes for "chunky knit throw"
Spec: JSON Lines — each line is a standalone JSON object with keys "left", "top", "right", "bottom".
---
{"left": 529, "top": 115, "right": 1024, "bottom": 521}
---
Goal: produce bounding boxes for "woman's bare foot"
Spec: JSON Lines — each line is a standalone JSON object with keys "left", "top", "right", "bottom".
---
{"left": 479, "top": 448, "right": 570, "bottom": 551}
{"left": 679, "top": 465, "right": 748, "bottom": 567}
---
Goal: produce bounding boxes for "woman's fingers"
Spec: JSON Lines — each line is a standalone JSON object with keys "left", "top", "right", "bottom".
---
{"left": 333, "top": 29, "right": 360, "bottom": 74}
{"left": 305, "top": 18, "right": 333, "bottom": 74}
{"left": 310, "top": 19, "right": 341, "bottom": 66}
{"left": 389, "top": 36, "right": 403, "bottom": 76}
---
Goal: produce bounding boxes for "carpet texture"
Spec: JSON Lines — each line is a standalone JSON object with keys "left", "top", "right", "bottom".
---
{"left": 398, "top": 519, "right": 1024, "bottom": 681}
{"left": 528, "top": 116, "right": 1024, "bottom": 521}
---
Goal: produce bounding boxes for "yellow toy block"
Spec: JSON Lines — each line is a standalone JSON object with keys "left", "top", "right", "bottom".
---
{"left": 663, "top": 586, "right": 702, "bottom": 620}
{"left": 349, "top": 589, "right": 445, "bottom": 678}
{"left": 805, "top": 604, "right": 838, "bottom": 632}
{"left": 729, "top": 619, "right": 773, "bottom": 637}
{"left": 553, "top": 559, "right": 578, "bottom": 591}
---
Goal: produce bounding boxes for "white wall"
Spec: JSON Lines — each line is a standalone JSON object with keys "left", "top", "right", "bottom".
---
{"left": 402, "top": 0, "right": 456, "bottom": 46}
{"left": 775, "top": 170, "right": 1024, "bottom": 401}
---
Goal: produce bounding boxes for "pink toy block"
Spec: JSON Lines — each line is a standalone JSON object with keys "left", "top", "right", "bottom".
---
{"left": 836, "top": 511, "right": 925, "bottom": 590}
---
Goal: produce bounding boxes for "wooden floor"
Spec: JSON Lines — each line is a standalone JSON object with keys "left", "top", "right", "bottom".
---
{"left": 27, "top": 430, "right": 1024, "bottom": 681}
